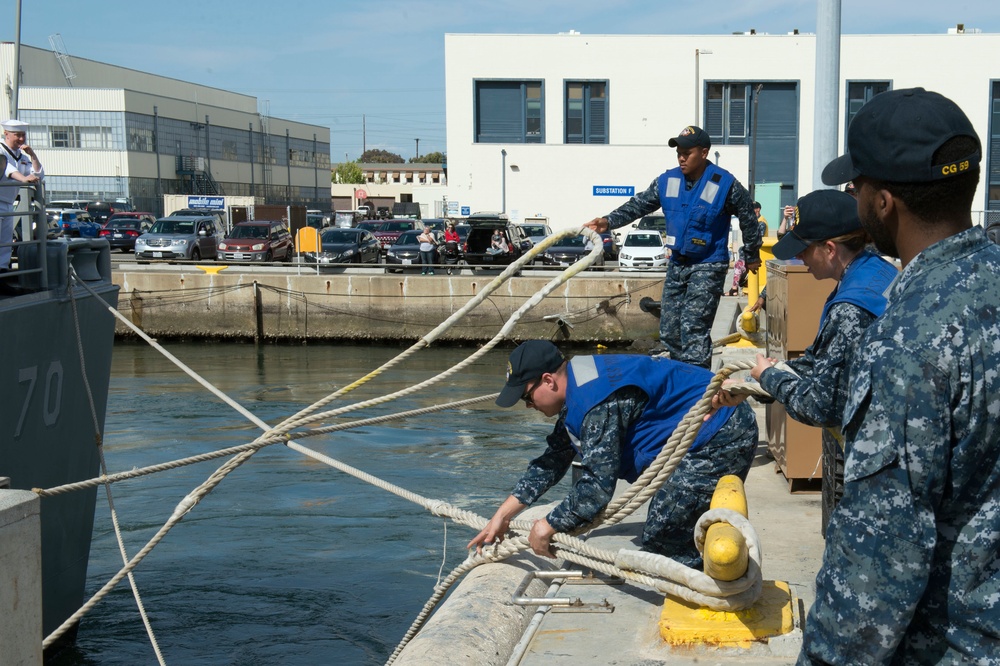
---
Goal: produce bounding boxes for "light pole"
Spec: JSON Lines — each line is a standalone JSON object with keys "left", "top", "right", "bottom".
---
{"left": 694, "top": 48, "right": 713, "bottom": 123}
{"left": 501, "top": 148, "right": 507, "bottom": 213}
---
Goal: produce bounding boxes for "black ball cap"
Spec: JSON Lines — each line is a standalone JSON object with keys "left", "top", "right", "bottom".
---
{"left": 822, "top": 87, "right": 980, "bottom": 185}
{"left": 771, "top": 190, "right": 862, "bottom": 260}
{"left": 668, "top": 126, "right": 711, "bottom": 149}
{"left": 496, "top": 341, "right": 565, "bottom": 408}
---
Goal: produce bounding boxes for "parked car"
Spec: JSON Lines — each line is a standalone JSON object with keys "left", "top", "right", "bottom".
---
{"left": 85, "top": 201, "right": 128, "bottom": 226}
{"left": 385, "top": 229, "right": 444, "bottom": 272}
{"left": 537, "top": 234, "right": 605, "bottom": 270}
{"left": 57, "top": 209, "right": 103, "bottom": 238}
{"left": 520, "top": 222, "right": 553, "bottom": 242}
{"left": 618, "top": 230, "right": 668, "bottom": 271}
{"left": 217, "top": 220, "right": 293, "bottom": 262}
{"left": 135, "top": 216, "right": 220, "bottom": 261}
{"left": 455, "top": 223, "right": 471, "bottom": 245}
{"left": 99, "top": 216, "right": 154, "bottom": 252}
{"left": 171, "top": 208, "right": 230, "bottom": 234}
{"left": 48, "top": 199, "right": 93, "bottom": 211}
{"left": 636, "top": 214, "right": 666, "bottom": 237}
{"left": 302, "top": 227, "right": 382, "bottom": 267}
{"left": 356, "top": 220, "right": 384, "bottom": 233}
{"left": 306, "top": 213, "right": 330, "bottom": 230}
{"left": 373, "top": 219, "right": 420, "bottom": 250}
{"left": 421, "top": 218, "right": 447, "bottom": 233}
{"left": 599, "top": 232, "right": 620, "bottom": 260}
{"left": 462, "top": 212, "right": 534, "bottom": 268}
{"left": 106, "top": 211, "right": 156, "bottom": 227}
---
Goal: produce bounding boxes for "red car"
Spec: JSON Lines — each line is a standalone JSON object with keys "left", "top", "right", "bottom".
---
{"left": 372, "top": 219, "right": 420, "bottom": 250}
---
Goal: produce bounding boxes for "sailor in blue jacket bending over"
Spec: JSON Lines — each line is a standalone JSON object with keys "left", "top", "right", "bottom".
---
{"left": 586, "top": 126, "right": 762, "bottom": 368}
{"left": 468, "top": 340, "right": 758, "bottom": 567}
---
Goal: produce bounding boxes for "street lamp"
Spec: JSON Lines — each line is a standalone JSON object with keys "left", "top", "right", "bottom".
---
{"left": 501, "top": 148, "right": 507, "bottom": 213}
{"left": 694, "top": 48, "right": 713, "bottom": 123}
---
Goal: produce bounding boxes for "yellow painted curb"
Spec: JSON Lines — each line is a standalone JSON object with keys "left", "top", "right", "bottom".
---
{"left": 196, "top": 265, "right": 228, "bottom": 274}
{"left": 659, "top": 580, "right": 794, "bottom": 647}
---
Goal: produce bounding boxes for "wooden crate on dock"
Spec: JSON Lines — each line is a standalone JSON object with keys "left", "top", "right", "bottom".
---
{"left": 764, "top": 261, "right": 836, "bottom": 492}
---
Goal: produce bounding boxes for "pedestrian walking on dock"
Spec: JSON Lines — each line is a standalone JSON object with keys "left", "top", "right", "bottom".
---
{"left": 799, "top": 88, "right": 1000, "bottom": 665}
{"left": 585, "top": 126, "right": 762, "bottom": 368}
{"left": 469, "top": 340, "right": 757, "bottom": 569}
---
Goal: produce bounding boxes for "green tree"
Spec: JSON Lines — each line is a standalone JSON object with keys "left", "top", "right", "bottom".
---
{"left": 333, "top": 162, "right": 364, "bottom": 184}
{"left": 360, "top": 149, "right": 404, "bottom": 164}
{"left": 410, "top": 151, "right": 446, "bottom": 164}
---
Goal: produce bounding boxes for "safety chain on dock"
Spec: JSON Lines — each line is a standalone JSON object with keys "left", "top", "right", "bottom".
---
{"left": 47, "top": 231, "right": 773, "bottom": 664}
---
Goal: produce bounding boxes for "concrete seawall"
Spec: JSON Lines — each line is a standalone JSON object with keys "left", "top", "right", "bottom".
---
{"left": 112, "top": 267, "right": 666, "bottom": 343}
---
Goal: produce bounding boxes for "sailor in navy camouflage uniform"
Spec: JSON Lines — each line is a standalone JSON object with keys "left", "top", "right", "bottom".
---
{"left": 468, "top": 341, "right": 758, "bottom": 568}
{"left": 800, "top": 88, "right": 1000, "bottom": 664}
{"left": 585, "top": 126, "right": 762, "bottom": 368}
{"left": 713, "top": 189, "right": 897, "bottom": 534}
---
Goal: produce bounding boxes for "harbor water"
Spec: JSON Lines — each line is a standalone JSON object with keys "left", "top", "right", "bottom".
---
{"left": 54, "top": 340, "right": 576, "bottom": 665}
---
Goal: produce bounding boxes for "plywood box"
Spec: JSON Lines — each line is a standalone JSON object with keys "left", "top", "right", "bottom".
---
{"left": 764, "top": 261, "right": 837, "bottom": 357}
{"left": 766, "top": 399, "right": 822, "bottom": 491}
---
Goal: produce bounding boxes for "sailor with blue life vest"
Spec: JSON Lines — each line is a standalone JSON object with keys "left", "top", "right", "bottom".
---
{"left": 0, "top": 119, "right": 44, "bottom": 271}
{"left": 585, "top": 125, "right": 762, "bottom": 368}
{"left": 468, "top": 340, "right": 758, "bottom": 568}
{"left": 712, "top": 188, "right": 897, "bottom": 534}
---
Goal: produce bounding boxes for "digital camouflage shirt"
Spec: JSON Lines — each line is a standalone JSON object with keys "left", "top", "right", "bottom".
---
{"left": 800, "top": 227, "right": 1000, "bottom": 664}
{"left": 511, "top": 387, "right": 647, "bottom": 533}
{"left": 758, "top": 302, "right": 879, "bottom": 428}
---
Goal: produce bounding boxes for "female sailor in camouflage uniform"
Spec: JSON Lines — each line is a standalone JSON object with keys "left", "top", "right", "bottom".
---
{"left": 714, "top": 189, "right": 896, "bottom": 532}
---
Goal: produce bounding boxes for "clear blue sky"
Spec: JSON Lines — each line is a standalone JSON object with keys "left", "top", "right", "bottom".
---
{"left": 9, "top": 0, "right": 1000, "bottom": 162}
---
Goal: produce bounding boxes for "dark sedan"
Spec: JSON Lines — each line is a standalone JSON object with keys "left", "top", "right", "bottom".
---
{"left": 537, "top": 235, "right": 605, "bottom": 270}
{"left": 302, "top": 228, "right": 381, "bottom": 267}
{"left": 385, "top": 229, "right": 443, "bottom": 272}
{"left": 99, "top": 216, "right": 153, "bottom": 252}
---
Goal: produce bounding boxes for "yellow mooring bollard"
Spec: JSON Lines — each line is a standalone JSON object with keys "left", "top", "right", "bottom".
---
{"left": 703, "top": 475, "right": 749, "bottom": 581}
{"left": 659, "top": 475, "right": 797, "bottom": 648}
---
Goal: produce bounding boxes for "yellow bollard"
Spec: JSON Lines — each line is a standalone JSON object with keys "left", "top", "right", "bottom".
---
{"left": 660, "top": 474, "right": 796, "bottom": 647}
{"left": 702, "top": 475, "right": 749, "bottom": 582}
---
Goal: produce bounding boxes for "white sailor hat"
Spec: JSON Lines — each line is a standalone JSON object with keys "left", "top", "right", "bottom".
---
{"left": 1, "top": 119, "right": 29, "bottom": 133}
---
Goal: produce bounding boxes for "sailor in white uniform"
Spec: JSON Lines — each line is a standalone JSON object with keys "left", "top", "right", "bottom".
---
{"left": 0, "top": 118, "right": 44, "bottom": 270}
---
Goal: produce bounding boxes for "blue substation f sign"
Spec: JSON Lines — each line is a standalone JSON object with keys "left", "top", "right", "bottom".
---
{"left": 593, "top": 186, "right": 635, "bottom": 197}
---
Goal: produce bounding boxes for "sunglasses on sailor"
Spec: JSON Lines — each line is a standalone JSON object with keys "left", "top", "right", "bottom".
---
{"left": 521, "top": 377, "right": 544, "bottom": 407}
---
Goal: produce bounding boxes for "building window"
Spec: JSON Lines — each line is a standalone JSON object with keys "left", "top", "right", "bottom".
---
{"left": 988, "top": 81, "right": 1000, "bottom": 217}
{"left": 474, "top": 80, "right": 544, "bottom": 143}
{"left": 565, "top": 81, "right": 608, "bottom": 144}
{"left": 51, "top": 126, "right": 81, "bottom": 148}
{"left": 79, "top": 126, "right": 112, "bottom": 149}
{"left": 705, "top": 81, "right": 800, "bottom": 207}
{"left": 846, "top": 81, "right": 890, "bottom": 146}
{"left": 706, "top": 83, "right": 749, "bottom": 145}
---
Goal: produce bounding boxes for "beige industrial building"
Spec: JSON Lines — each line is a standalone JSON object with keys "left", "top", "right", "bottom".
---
{"left": 1, "top": 42, "right": 331, "bottom": 216}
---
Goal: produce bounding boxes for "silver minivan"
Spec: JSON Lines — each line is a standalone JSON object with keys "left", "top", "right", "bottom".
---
{"left": 135, "top": 216, "right": 219, "bottom": 261}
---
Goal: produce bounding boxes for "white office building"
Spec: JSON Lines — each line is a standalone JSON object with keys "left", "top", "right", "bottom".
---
{"left": 437, "top": 27, "right": 1000, "bottom": 232}
{"left": 1, "top": 43, "right": 331, "bottom": 216}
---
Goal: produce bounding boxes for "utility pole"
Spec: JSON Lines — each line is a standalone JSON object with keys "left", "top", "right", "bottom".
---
{"left": 362, "top": 114, "right": 366, "bottom": 156}
{"left": 415, "top": 138, "right": 419, "bottom": 159}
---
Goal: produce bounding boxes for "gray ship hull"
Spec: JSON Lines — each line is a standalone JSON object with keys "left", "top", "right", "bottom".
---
{"left": 1, "top": 238, "right": 119, "bottom": 644}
